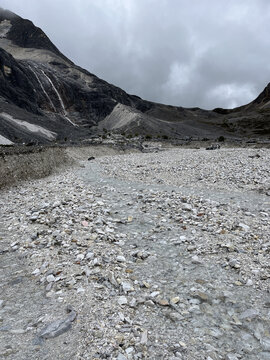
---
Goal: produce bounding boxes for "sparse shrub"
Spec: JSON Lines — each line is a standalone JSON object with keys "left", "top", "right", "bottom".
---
{"left": 162, "top": 135, "right": 168, "bottom": 140}
{"left": 218, "top": 136, "right": 225, "bottom": 142}
{"left": 145, "top": 134, "right": 152, "bottom": 140}
{"left": 103, "top": 128, "right": 107, "bottom": 133}
{"left": 102, "top": 134, "right": 107, "bottom": 139}
{"left": 202, "top": 137, "right": 209, "bottom": 141}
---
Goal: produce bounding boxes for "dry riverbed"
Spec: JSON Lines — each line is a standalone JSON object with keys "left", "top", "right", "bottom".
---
{"left": 0, "top": 146, "right": 269, "bottom": 360}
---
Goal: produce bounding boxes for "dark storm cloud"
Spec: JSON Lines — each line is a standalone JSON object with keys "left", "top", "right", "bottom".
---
{"left": 2, "top": 0, "right": 270, "bottom": 109}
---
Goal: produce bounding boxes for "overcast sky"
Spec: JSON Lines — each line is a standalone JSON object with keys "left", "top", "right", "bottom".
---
{"left": 1, "top": 0, "right": 270, "bottom": 109}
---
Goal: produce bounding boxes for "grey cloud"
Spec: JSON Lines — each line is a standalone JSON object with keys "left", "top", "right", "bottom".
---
{"left": 1, "top": 0, "right": 270, "bottom": 109}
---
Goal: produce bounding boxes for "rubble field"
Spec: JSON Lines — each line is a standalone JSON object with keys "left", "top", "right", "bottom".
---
{"left": 0, "top": 146, "right": 269, "bottom": 359}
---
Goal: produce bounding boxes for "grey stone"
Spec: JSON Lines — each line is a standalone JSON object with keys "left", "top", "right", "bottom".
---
{"left": 117, "top": 354, "right": 127, "bottom": 360}
{"left": 225, "top": 354, "right": 241, "bottom": 360}
{"left": 239, "top": 309, "right": 259, "bottom": 320}
{"left": 122, "top": 281, "right": 134, "bottom": 292}
{"left": 46, "top": 274, "right": 55, "bottom": 283}
{"left": 34, "top": 306, "right": 76, "bottom": 344}
{"left": 118, "top": 296, "right": 128, "bottom": 305}
{"left": 140, "top": 330, "right": 148, "bottom": 344}
{"left": 116, "top": 255, "right": 126, "bottom": 263}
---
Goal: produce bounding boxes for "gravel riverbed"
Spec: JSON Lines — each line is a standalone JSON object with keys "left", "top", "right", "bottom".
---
{"left": 0, "top": 147, "right": 269, "bottom": 360}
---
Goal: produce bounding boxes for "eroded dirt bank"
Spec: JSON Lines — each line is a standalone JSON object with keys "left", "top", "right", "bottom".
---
{"left": 0, "top": 145, "right": 137, "bottom": 189}
{"left": 0, "top": 146, "right": 70, "bottom": 188}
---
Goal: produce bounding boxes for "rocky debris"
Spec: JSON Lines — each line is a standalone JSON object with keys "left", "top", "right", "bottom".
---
{"left": 206, "top": 143, "right": 221, "bottom": 150}
{"left": 99, "top": 147, "right": 270, "bottom": 196}
{"left": 0, "top": 146, "right": 269, "bottom": 359}
{"left": 34, "top": 305, "right": 77, "bottom": 344}
{"left": 249, "top": 153, "right": 261, "bottom": 159}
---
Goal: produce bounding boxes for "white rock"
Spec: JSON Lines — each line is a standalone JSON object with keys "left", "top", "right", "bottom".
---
{"left": 229, "top": 259, "right": 240, "bottom": 268}
{"left": 9, "top": 329, "right": 26, "bottom": 334}
{"left": 118, "top": 296, "right": 128, "bottom": 305}
{"left": 150, "top": 291, "right": 160, "bottom": 298}
{"left": 76, "top": 254, "right": 85, "bottom": 261}
{"left": 93, "top": 258, "right": 101, "bottom": 266}
{"left": 117, "top": 354, "right": 127, "bottom": 360}
{"left": 140, "top": 330, "right": 148, "bottom": 345}
{"left": 122, "top": 281, "right": 134, "bottom": 292}
{"left": 46, "top": 274, "right": 55, "bottom": 283}
{"left": 145, "top": 299, "right": 155, "bottom": 307}
{"left": 10, "top": 241, "right": 19, "bottom": 247}
{"left": 53, "top": 201, "right": 61, "bottom": 208}
{"left": 77, "top": 287, "right": 85, "bottom": 293}
{"left": 116, "top": 255, "right": 126, "bottom": 263}
{"left": 32, "top": 268, "right": 40, "bottom": 276}
{"left": 86, "top": 252, "right": 94, "bottom": 260}
{"left": 238, "top": 223, "right": 250, "bottom": 232}
{"left": 182, "top": 204, "right": 192, "bottom": 211}
{"left": 225, "top": 354, "right": 241, "bottom": 360}
{"left": 191, "top": 255, "right": 202, "bottom": 264}
{"left": 105, "top": 226, "right": 114, "bottom": 233}
{"left": 118, "top": 312, "right": 125, "bottom": 321}
{"left": 129, "top": 298, "right": 137, "bottom": 308}
{"left": 125, "top": 347, "right": 134, "bottom": 355}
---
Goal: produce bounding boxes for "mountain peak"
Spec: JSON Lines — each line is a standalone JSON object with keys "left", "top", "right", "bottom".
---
{"left": 0, "top": 8, "right": 71, "bottom": 64}
{"left": 0, "top": 7, "right": 20, "bottom": 21}
{"left": 252, "top": 82, "right": 270, "bottom": 107}
{"left": 0, "top": 7, "right": 269, "bottom": 144}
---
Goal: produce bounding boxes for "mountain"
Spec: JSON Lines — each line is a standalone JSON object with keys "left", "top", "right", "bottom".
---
{"left": 0, "top": 8, "right": 269, "bottom": 145}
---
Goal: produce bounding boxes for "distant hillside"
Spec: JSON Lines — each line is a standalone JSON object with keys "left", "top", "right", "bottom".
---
{"left": 0, "top": 7, "right": 269, "bottom": 144}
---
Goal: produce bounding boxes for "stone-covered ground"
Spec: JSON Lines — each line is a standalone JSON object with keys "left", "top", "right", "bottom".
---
{"left": 0, "top": 147, "right": 269, "bottom": 359}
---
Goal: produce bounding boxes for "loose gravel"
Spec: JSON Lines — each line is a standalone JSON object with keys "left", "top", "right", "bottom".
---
{"left": 0, "top": 147, "right": 269, "bottom": 360}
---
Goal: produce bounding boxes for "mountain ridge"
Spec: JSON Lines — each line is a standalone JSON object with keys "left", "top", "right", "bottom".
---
{"left": 0, "top": 7, "right": 269, "bottom": 144}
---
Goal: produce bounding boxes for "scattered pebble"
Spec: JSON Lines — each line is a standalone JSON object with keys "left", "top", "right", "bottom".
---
{"left": 1, "top": 146, "right": 269, "bottom": 359}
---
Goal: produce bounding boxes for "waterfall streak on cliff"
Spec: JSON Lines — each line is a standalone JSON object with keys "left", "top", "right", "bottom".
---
{"left": 28, "top": 65, "right": 56, "bottom": 112}
{"left": 40, "top": 70, "right": 77, "bottom": 127}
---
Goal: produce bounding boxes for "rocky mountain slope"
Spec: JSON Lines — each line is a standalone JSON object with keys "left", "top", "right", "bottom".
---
{"left": 0, "top": 7, "right": 269, "bottom": 144}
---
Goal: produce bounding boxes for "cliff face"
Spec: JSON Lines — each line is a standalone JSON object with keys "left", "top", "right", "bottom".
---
{"left": 252, "top": 83, "right": 270, "bottom": 108}
{"left": 0, "top": 7, "right": 269, "bottom": 144}
{"left": 0, "top": 9, "right": 147, "bottom": 143}
{"left": 0, "top": 7, "right": 71, "bottom": 63}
